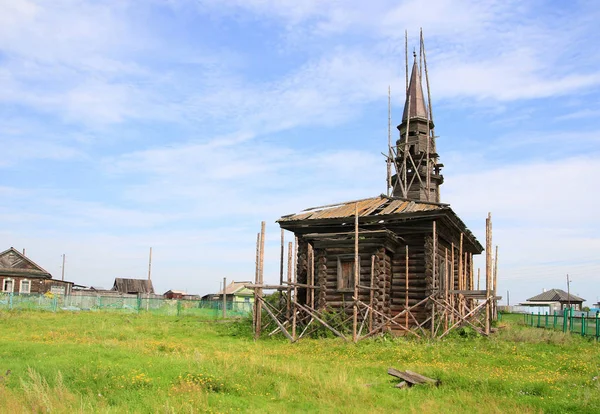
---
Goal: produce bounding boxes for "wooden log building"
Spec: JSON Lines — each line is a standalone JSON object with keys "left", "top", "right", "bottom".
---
{"left": 276, "top": 46, "right": 486, "bottom": 334}
{"left": 0, "top": 247, "right": 74, "bottom": 295}
{"left": 278, "top": 198, "right": 482, "bottom": 330}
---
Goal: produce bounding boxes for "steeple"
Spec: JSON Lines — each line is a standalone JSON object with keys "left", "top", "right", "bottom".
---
{"left": 391, "top": 37, "right": 443, "bottom": 203}
{"left": 402, "top": 53, "right": 428, "bottom": 122}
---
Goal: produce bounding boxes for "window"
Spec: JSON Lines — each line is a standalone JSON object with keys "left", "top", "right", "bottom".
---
{"left": 337, "top": 255, "right": 357, "bottom": 292}
{"left": 3, "top": 279, "right": 14, "bottom": 293}
{"left": 20, "top": 279, "right": 31, "bottom": 294}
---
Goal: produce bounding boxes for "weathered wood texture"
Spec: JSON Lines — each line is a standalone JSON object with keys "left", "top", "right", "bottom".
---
{"left": 283, "top": 212, "right": 484, "bottom": 331}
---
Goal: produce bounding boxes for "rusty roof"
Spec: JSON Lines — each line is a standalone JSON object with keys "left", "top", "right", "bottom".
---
{"left": 278, "top": 196, "right": 443, "bottom": 222}
{"left": 403, "top": 55, "right": 428, "bottom": 122}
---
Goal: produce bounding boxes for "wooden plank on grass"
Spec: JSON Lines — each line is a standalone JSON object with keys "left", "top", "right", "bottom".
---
{"left": 388, "top": 368, "right": 437, "bottom": 386}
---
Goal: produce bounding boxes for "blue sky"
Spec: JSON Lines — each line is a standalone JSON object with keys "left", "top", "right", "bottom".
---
{"left": 1, "top": 0, "right": 599, "bottom": 305}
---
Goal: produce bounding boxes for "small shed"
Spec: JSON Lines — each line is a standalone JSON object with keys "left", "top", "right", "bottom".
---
{"left": 112, "top": 278, "right": 154, "bottom": 295}
{"left": 520, "top": 289, "right": 585, "bottom": 312}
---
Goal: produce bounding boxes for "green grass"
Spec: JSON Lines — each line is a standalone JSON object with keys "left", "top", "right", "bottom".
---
{"left": 0, "top": 311, "right": 598, "bottom": 413}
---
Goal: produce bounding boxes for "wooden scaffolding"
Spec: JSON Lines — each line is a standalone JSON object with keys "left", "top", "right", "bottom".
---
{"left": 247, "top": 210, "right": 499, "bottom": 342}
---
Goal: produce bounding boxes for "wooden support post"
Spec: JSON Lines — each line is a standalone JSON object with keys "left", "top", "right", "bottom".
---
{"left": 308, "top": 243, "right": 315, "bottom": 310}
{"left": 292, "top": 236, "right": 298, "bottom": 340}
{"left": 253, "top": 232, "right": 260, "bottom": 333}
{"left": 469, "top": 253, "right": 474, "bottom": 290}
{"left": 493, "top": 245, "right": 499, "bottom": 321}
{"left": 255, "top": 222, "right": 266, "bottom": 340}
{"left": 444, "top": 247, "right": 449, "bottom": 331}
{"left": 477, "top": 268, "right": 481, "bottom": 291}
{"left": 485, "top": 213, "right": 492, "bottom": 335}
{"left": 463, "top": 252, "right": 468, "bottom": 313}
{"left": 279, "top": 228, "right": 284, "bottom": 287}
{"left": 222, "top": 277, "right": 227, "bottom": 318}
{"left": 469, "top": 253, "right": 474, "bottom": 310}
{"left": 431, "top": 221, "right": 437, "bottom": 336}
{"left": 459, "top": 233, "right": 463, "bottom": 317}
{"left": 369, "top": 255, "right": 375, "bottom": 332}
{"left": 286, "top": 242, "right": 292, "bottom": 320}
{"left": 405, "top": 245, "right": 409, "bottom": 329}
{"left": 450, "top": 243, "right": 455, "bottom": 324}
{"left": 353, "top": 203, "right": 359, "bottom": 343}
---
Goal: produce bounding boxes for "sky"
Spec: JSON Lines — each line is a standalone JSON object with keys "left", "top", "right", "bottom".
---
{"left": 1, "top": 0, "right": 599, "bottom": 305}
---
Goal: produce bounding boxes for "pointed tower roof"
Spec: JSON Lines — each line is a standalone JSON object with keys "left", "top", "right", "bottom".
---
{"left": 402, "top": 54, "right": 428, "bottom": 122}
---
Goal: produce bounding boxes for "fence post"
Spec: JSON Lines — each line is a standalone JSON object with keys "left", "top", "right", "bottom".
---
{"left": 596, "top": 312, "right": 599, "bottom": 341}
{"left": 581, "top": 314, "right": 586, "bottom": 337}
{"left": 553, "top": 311, "right": 557, "bottom": 330}
{"left": 570, "top": 308, "right": 574, "bottom": 332}
{"left": 545, "top": 312, "right": 548, "bottom": 328}
{"left": 531, "top": 312, "right": 534, "bottom": 327}
{"left": 563, "top": 308, "right": 568, "bottom": 333}
{"left": 537, "top": 312, "right": 541, "bottom": 328}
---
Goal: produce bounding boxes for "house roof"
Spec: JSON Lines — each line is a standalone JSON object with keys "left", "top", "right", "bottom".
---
{"left": 164, "top": 290, "right": 186, "bottom": 295}
{"left": 0, "top": 247, "right": 52, "bottom": 278}
{"left": 278, "top": 195, "right": 483, "bottom": 252}
{"left": 527, "top": 289, "right": 585, "bottom": 303}
{"left": 278, "top": 196, "right": 443, "bottom": 222}
{"left": 217, "top": 281, "right": 253, "bottom": 295}
{"left": 112, "top": 278, "right": 154, "bottom": 294}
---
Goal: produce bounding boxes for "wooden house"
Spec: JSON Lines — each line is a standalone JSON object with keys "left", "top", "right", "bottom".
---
{"left": 274, "top": 49, "right": 489, "bottom": 336}
{"left": 112, "top": 278, "right": 154, "bottom": 295}
{"left": 0, "top": 247, "right": 74, "bottom": 295}
{"left": 203, "top": 281, "right": 254, "bottom": 310}
{"left": 520, "top": 289, "right": 585, "bottom": 312}
{"left": 164, "top": 290, "right": 186, "bottom": 300}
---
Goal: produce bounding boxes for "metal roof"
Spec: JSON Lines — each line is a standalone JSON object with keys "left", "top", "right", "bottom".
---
{"left": 217, "top": 281, "right": 253, "bottom": 295}
{"left": 403, "top": 56, "right": 429, "bottom": 122}
{"left": 527, "top": 289, "right": 585, "bottom": 303}
{"left": 278, "top": 196, "right": 443, "bottom": 222}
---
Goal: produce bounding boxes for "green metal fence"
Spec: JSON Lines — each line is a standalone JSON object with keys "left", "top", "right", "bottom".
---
{"left": 0, "top": 292, "right": 252, "bottom": 318}
{"left": 523, "top": 309, "right": 600, "bottom": 340}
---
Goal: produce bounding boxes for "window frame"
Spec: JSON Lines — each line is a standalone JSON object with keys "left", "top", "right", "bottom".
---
{"left": 20, "top": 279, "right": 31, "bottom": 294}
{"left": 3, "top": 278, "right": 14, "bottom": 293}
{"left": 336, "top": 254, "right": 358, "bottom": 292}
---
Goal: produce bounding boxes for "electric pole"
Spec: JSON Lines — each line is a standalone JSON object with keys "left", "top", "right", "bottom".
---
{"left": 566, "top": 274, "right": 571, "bottom": 310}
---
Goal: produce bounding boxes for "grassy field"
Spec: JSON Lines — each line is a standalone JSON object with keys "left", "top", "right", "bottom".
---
{"left": 0, "top": 311, "right": 598, "bottom": 413}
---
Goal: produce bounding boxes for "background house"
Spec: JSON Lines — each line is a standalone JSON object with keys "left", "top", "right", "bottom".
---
{"left": 0, "top": 247, "right": 73, "bottom": 295}
{"left": 519, "top": 289, "right": 585, "bottom": 313}
{"left": 164, "top": 290, "right": 186, "bottom": 300}
{"left": 202, "top": 281, "right": 253, "bottom": 310}
{"left": 112, "top": 278, "right": 154, "bottom": 295}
